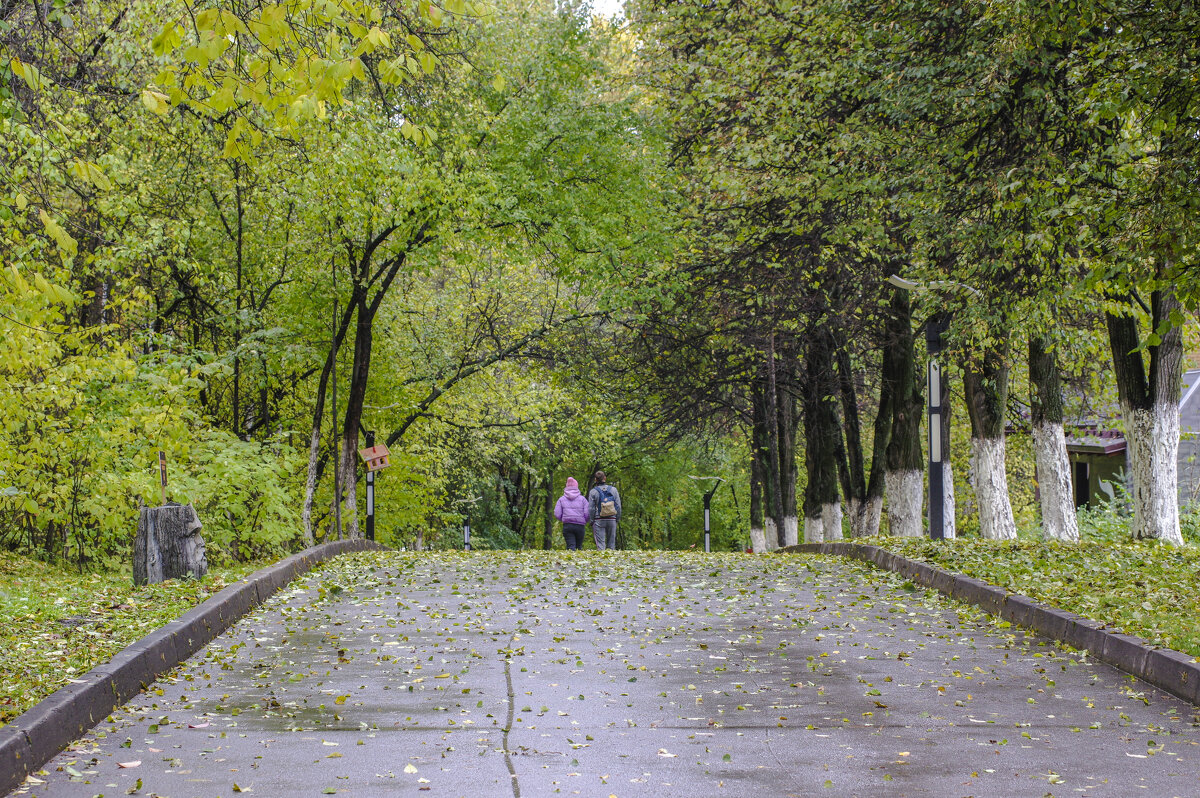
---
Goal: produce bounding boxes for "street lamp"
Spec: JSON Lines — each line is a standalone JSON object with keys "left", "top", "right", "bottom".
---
{"left": 688, "top": 476, "right": 724, "bottom": 552}
{"left": 455, "top": 496, "right": 482, "bottom": 551}
{"left": 886, "top": 274, "right": 977, "bottom": 540}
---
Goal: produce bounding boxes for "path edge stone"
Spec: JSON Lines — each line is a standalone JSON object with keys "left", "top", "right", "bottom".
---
{"left": 783, "top": 542, "right": 1200, "bottom": 707}
{"left": 1, "top": 539, "right": 383, "bottom": 796}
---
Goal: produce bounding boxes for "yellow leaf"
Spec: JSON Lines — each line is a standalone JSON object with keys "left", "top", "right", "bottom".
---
{"left": 492, "top": 74, "right": 506, "bottom": 92}
{"left": 38, "top": 209, "right": 77, "bottom": 257}
{"left": 10, "top": 58, "right": 44, "bottom": 90}
{"left": 69, "top": 161, "right": 113, "bottom": 191}
{"left": 141, "top": 88, "right": 170, "bottom": 115}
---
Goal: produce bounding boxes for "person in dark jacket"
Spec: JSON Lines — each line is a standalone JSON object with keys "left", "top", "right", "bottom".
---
{"left": 587, "top": 470, "right": 622, "bottom": 550}
{"left": 554, "top": 477, "right": 590, "bottom": 550}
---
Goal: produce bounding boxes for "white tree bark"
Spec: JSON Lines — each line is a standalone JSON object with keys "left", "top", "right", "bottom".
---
{"left": 339, "top": 436, "right": 360, "bottom": 539}
{"left": 821, "top": 502, "right": 843, "bottom": 541}
{"left": 300, "top": 425, "right": 320, "bottom": 545}
{"left": 803, "top": 515, "right": 822, "bottom": 544}
{"left": 886, "top": 469, "right": 923, "bottom": 537}
{"left": 846, "top": 498, "right": 861, "bottom": 537}
{"left": 1033, "top": 421, "right": 1079, "bottom": 542}
{"left": 942, "top": 461, "right": 957, "bottom": 539}
{"left": 749, "top": 526, "right": 767, "bottom": 553}
{"left": 1125, "top": 403, "right": 1183, "bottom": 544}
{"left": 782, "top": 515, "right": 799, "bottom": 547}
{"left": 765, "top": 518, "right": 779, "bottom": 550}
{"left": 971, "top": 437, "right": 1017, "bottom": 540}
{"left": 845, "top": 496, "right": 883, "bottom": 538}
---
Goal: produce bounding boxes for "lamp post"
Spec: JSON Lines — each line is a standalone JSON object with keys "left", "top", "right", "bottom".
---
{"left": 688, "top": 476, "right": 724, "bottom": 552}
{"left": 924, "top": 313, "right": 951, "bottom": 541}
{"left": 887, "top": 275, "right": 977, "bottom": 540}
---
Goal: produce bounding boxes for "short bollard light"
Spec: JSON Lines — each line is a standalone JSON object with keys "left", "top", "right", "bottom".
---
{"left": 455, "top": 496, "right": 481, "bottom": 551}
{"left": 688, "top": 476, "right": 724, "bottom": 553}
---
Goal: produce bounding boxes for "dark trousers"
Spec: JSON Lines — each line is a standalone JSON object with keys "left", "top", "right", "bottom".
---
{"left": 562, "top": 523, "right": 586, "bottom": 550}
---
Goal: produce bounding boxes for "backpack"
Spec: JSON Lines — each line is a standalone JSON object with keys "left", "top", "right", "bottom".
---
{"left": 595, "top": 485, "right": 617, "bottom": 518}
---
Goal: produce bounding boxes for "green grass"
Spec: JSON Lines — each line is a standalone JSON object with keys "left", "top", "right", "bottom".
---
{"left": 0, "top": 550, "right": 264, "bottom": 726}
{"left": 874, "top": 536, "right": 1200, "bottom": 657}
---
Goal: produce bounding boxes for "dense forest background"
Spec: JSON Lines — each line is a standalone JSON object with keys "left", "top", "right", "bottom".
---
{"left": 3, "top": 0, "right": 1199, "bottom": 565}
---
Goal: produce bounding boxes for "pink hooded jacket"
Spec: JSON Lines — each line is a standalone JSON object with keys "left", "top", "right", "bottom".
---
{"left": 554, "top": 478, "right": 591, "bottom": 526}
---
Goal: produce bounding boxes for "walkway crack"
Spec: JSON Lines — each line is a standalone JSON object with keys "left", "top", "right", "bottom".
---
{"left": 503, "top": 639, "right": 521, "bottom": 798}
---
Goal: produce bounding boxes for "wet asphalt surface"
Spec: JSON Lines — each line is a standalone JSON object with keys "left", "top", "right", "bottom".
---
{"left": 12, "top": 551, "right": 1200, "bottom": 798}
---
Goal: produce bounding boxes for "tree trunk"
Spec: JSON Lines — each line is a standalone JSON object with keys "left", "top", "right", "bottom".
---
{"left": 835, "top": 342, "right": 875, "bottom": 537}
{"left": 777, "top": 356, "right": 800, "bottom": 546}
{"left": 885, "top": 290, "right": 924, "bottom": 536}
{"left": 749, "top": 396, "right": 767, "bottom": 553}
{"left": 302, "top": 297, "right": 357, "bottom": 543}
{"left": 1106, "top": 288, "right": 1183, "bottom": 544}
{"left": 854, "top": 290, "right": 906, "bottom": 538}
{"left": 542, "top": 470, "right": 554, "bottom": 550}
{"left": 803, "top": 331, "right": 842, "bottom": 543}
{"left": 337, "top": 292, "right": 378, "bottom": 540}
{"left": 1029, "top": 336, "right": 1079, "bottom": 542}
{"left": 134, "top": 503, "right": 208, "bottom": 585}
{"left": 764, "top": 339, "right": 786, "bottom": 547}
{"left": 964, "top": 350, "right": 1017, "bottom": 540}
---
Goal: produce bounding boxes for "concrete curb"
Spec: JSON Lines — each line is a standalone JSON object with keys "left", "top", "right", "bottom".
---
{"left": 1, "top": 539, "right": 383, "bottom": 795}
{"left": 783, "top": 542, "right": 1200, "bottom": 707}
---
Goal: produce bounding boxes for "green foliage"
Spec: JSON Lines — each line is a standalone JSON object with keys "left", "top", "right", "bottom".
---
{"left": 0, "top": 549, "right": 260, "bottom": 726}
{"left": 878, "top": 537, "right": 1200, "bottom": 656}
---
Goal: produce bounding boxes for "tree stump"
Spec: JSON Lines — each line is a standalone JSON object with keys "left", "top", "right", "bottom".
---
{"left": 134, "top": 502, "right": 208, "bottom": 585}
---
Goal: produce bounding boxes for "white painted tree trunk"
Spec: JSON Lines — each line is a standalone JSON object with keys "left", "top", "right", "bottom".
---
{"left": 338, "top": 436, "right": 361, "bottom": 539}
{"left": 1125, "top": 403, "right": 1183, "bottom": 544}
{"left": 782, "top": 515, "right": 799, "bottom": 547}
{"left": 942, "top": 461, "right": 957, "bottom": 539}
{"left": 846, "top": 496, "right": 882, "bottom": 538}
{"left": 1033, "top": 421, "right": 1079, "bottom": 542}
{"left": 846, "top": 498, "right": 861, "bottom": 537}
{"left": 749, "top": 526, "right": 767, "bottom": 553}
{"left": 886, "top": 469, "right": 923, "bottom": 537}
{"left": 803, "top": 516, "right": 822, "bottom": 544}
{"left": 971, "top": 437, "right": 1017, "bottom": 540}
{"left": 765, "top": 518, "right": 779, "bottom": 550}
{"left": 821, "top": 502, "right": 843, "bottom": 541}
{"left": 300, "top": 425, "right": 320, "bottom": 545}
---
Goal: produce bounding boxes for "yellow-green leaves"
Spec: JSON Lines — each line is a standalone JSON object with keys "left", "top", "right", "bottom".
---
{"left": 140, "top": 88, "right": 171, "bottom": 115}
{"left": 38, "top": 209, "right": 77, "bottom": 259}
{"left": 68, "top": 160, "right": 113, "bottom": 191}
{"left": 152, "top": 23, "right": 184, "bottom": 56}
{"left": 9, "top": 58, "right": 44, "bottom": 90}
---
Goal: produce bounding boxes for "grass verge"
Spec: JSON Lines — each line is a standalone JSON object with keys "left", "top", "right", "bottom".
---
{"left": 0, "top": 550, "right": 264, "bottom": 726}
{"left": 873, "top": 536, "right": 1200, "bottom": 658}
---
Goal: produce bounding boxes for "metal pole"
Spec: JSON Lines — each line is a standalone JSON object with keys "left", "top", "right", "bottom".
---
{"left": 703, "top": 494, "right": 712, "bottom": 553}
{"left": 463, "top": 513, "right": 471, "bottom": 551}
{"left": 926, "top": 312, "right": 950, "bottom": 540}
{"left": 690, "top": 476, "right": 723, "bottom": 553}
{"left": 331, "top": 259, "right": 341, "bottom": 540}
{"left": 365, "top": 429, "right": 375, "bottom": 542}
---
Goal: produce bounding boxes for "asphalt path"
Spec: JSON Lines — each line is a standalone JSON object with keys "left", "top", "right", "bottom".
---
{"left": 13, "top": 551, "right": 1200, "bottom": 798}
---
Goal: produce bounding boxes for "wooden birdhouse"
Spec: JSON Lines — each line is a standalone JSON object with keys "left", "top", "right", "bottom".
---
{"left": 358, "top": 444, "right": 392, "bottom": 472}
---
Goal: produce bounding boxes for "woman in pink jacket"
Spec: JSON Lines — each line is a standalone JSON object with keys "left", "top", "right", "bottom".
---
{"left": 554, "top": 477, "right": 591, "bottom": 550}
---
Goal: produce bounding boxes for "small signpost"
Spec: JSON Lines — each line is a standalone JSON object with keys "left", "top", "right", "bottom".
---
{"left": 358, "top": 437, "right": 390, "bottom": 542}
{"left": 158, "top": 450, "right": 168, "bottom": 505}
{"left": 135, "top": 449, "right": 207, "bottom": 585}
